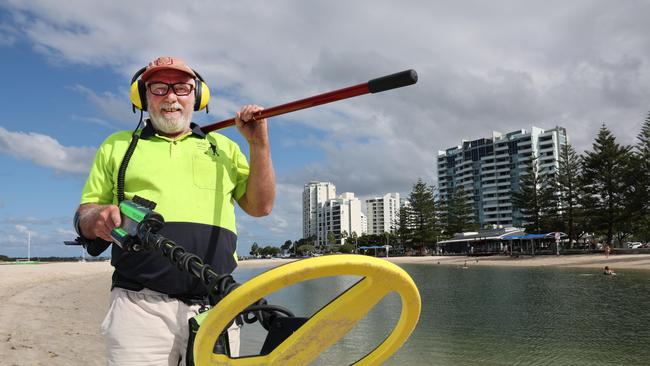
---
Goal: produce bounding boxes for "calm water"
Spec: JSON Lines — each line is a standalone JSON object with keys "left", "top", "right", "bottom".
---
{"left": 231, "top": 262, "right": 650, "bottom": 365}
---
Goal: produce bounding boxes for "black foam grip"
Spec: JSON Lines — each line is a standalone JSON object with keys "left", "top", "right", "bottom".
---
{"left": 87, "top": 239, "right": 111, "bottom": 257}
{"left": 367, "top": 69, "right": 418, "bottom": 93}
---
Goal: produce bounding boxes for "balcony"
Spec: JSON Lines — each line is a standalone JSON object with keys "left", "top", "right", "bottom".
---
{"left": 483, "top": 201, "right": 499, "bottom": 209}
{"left": 497, "top": 187, "right": 512, "bottom": 194}
{"left": 481, "top": 185, "right": 497, "bottom": 193}
{"left": 495, "top": 166, "right": 511, "bottom": 174}
{"left": 494, "top": 150, "right": 510, "bottom": 158}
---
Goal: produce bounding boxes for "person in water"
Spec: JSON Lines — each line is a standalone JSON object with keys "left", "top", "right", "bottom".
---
{"left": 604, "top": 266, "right": 615, "bottom": 275}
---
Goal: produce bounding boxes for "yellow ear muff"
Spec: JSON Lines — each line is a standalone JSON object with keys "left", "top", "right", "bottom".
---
{"left": 130, "top": 80, "right": 145, "bottom": 111}
{"left": 195, "top": 81, "right": 211, "bottom": 111}
{"left": 130, "top": 66, "right": 149, "bottom": 112}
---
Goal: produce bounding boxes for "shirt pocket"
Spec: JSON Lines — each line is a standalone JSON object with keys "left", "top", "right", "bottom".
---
{"left": 192, "top": 154, "right": 235, "bottom": 192}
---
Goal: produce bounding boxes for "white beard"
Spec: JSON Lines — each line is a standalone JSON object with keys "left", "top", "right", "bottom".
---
{"left": 149, "top": 102, "right": 191, "bottom": 135}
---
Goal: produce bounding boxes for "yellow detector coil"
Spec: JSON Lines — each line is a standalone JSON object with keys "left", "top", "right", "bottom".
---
{"left": 194, "top": 254, "right": 421, "bottom": 365}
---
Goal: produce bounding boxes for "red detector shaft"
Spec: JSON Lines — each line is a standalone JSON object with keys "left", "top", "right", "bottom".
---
{"left": 200, "top": 69, "right": 418, "bottom": 133}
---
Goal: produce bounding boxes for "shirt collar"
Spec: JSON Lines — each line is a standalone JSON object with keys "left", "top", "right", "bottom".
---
{"left": 140, "top": 120, "right": 206, "bottom": 140}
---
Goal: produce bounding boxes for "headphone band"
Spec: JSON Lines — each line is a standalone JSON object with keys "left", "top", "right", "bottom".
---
{"left": 132, "top": 67, "right": 204, "bottom": 84}
{"left": 131, "top": 66, "right": 147, "bottom": 84}
{"left": 192, "top": 69, "right": 206, "bottom": 83}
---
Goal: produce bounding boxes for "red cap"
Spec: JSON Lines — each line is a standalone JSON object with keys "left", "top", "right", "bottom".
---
{"left": 140, "top": 56, "right": 196, "bottom": 81}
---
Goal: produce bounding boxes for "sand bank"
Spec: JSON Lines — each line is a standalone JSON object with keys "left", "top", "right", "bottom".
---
{"left": 238, "top": 253, "right": 650, "bottom": 272}
{"left": 387, "top": 253, "right": 650, "bottom": 271}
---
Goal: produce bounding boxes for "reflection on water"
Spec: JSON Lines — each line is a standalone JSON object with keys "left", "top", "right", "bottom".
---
{"left": 232, "top": 262, "right": 650, "bottom": 365}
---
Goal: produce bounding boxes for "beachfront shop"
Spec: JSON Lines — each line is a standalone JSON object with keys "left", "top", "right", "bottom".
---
{"left": 501, "top": 232, "right": 568, "bottom": 256}
{"left": 438, "top": 227, "right": 567, "bottom": 256}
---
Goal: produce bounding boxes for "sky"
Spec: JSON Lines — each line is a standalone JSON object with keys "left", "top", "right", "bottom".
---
{"left": 1, "top": 0, "right": 650, "bottom": 258}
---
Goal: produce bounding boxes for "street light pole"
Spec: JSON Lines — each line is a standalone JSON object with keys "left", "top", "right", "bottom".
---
{"left": 385, "top": 233, "right": 388, "bottom": 257}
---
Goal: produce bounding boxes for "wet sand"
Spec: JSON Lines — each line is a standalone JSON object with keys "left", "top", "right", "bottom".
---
{"left": 1, "top": 254, "right": 647, "bottom": 365}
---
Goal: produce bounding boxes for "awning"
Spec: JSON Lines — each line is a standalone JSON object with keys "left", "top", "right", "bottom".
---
{"left": 502, "top": 232, "right": 567, "bottom": 240}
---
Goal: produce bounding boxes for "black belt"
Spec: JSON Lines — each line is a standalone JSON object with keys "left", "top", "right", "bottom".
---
{"left": 112, "top": 279, "right": 208, "bottom": 306}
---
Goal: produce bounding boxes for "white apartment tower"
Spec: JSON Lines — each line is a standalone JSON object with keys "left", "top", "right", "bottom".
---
{"left": 317, "top": 192, "right": 363, "bottom": 247}
{"left": 437, "top": 126, "right": 568, "bottom": 228}
{"left": 302, "top": 181, "right": 336, "bottom": 239}
{"left": 360, "top": 212, "right": 368, "bottom": 235}
{"left": 366, "top": 193, "right": 401, "bottom": 235}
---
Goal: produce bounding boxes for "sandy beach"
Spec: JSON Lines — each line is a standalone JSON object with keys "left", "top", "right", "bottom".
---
{"left": 0, "top": 261, "right": 113, "bottom": 366}
{"left": 389, "top": 253, "right": 650, "bottom": 270}
{"left": 1, "top": 254, "right": 647, "bottom": 365}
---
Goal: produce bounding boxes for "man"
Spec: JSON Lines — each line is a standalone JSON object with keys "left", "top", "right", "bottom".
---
{"left": 74, "top": 56, "right": 275, "bottom": 365}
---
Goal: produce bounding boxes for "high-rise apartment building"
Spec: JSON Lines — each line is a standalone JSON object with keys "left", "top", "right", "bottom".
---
{"left": 302, "top": 181, "right": 336, "bottom": 239}
{"left": 365, "top": 193, "right": 401, "bottom": 235}
{"left": 317, "top": 192, "right": 363, "bottom": 246}
{"left": 437, "top": 126, "right": 568, "bottom": 228}
{"left": 360, "top": 212, "right": 368, "bottom": 235}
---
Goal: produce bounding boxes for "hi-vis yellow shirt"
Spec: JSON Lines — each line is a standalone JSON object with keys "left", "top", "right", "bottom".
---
{"left": 80, "top": 123, "right": 249, "bottom": 296}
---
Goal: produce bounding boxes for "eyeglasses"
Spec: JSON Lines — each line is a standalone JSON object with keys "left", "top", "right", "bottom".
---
{"left": 147, "top": 82, "right": 195, "bottom": 96}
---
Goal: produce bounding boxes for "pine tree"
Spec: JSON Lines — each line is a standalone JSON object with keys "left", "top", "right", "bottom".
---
{"left": 513, "top": 158, "right": 543, "bottom": 232}
{"left": 630, "top": 111, "right": 650, "bottom": 241}
{"left": 539, "top": 170, "right": 562, "bottom": 233}
{"left": 557, "top": 143, "right": 582, "bottom": 246}
{"left": 444, "top": 185, "right": 478, "bottom": 235}
{"left": 281, "top": 240, "right": 293, "bottom": 252}
{"left": 250, "top": 242, "right": 260, "bottom": 256}
{"left": 579, "top": 124, "right": 633, "bottom": 246}
{"left": 404, "top": 178, "right": 439, "bottom": 252}
{"left": 397, "top": 205, "right": 412, "bottom": 245}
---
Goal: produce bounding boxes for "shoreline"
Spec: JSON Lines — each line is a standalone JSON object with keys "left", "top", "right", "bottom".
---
{"left": 236, "top": 253, "right": 650, "bottom": 271}
{"left": 386, "top": 253, "right": 650, "bottom": 271}
{"left": 3, "top": 252, "right": 648, "bottom": 271}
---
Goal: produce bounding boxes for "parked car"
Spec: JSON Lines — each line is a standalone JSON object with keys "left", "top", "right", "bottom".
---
{"left": 627, "top": 242, "right": 643, "bottom": 249}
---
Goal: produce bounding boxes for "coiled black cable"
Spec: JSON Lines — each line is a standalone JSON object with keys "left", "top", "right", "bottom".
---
{"left": 136, "top": 215, "right": 293, "bottom": 331}
{"left": 117, "top": 111, "right": 144, "bottom": 203}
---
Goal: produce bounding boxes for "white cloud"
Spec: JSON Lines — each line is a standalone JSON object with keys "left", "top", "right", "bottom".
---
{"left": 235, "top": 182, "right": 302, "bottom": 253}
{"left": 0, "top": 23, "right": 17, "bottom": 46}
{"left": 68, "top": 85, "right": 135, "bottom": 126}
{"left": 55, "top": 227, "right": 76, "bottom": 237}
{"left": 68, "top": 115, "right": 118, "bottom": 130}
{"left": 0, "top": 127, "right": 96, "bottom": 173}
{"left": 4, "top": 217, "right": 54, "bottom": 225}
{"left": 0, "top": 223, "right": 80, "bottom": 257}
{"left": 5, "top": 1, "right": 649, "bottom": 158}
{"left": 14, "top": 224, "right": 29, "bottom": 234}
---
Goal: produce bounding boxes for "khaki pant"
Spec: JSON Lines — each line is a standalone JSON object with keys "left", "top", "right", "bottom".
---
{"left": 101, "top": 287, "right": 240, "bottom": 366}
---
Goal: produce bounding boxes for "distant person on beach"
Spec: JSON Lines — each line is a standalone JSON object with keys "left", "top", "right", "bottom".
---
{"left": 73, "top": 56, "right": 275, "bottom": 365}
